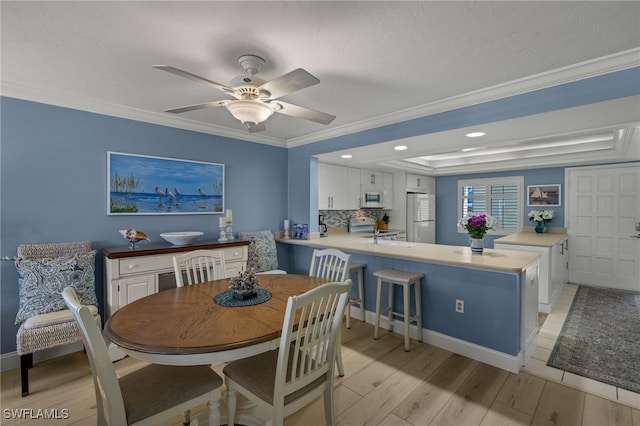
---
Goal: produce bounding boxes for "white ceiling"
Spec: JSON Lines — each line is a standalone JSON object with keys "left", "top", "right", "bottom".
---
{"left": 2, "top": 1, "right": 639, "bottom": 174}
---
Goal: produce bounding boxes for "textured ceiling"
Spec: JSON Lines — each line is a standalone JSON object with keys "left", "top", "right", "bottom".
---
{"left": 2, "top": 1, "right": 639, "bottom": 172}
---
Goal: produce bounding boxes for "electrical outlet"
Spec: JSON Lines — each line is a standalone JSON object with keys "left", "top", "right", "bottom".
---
{"left": 455, "top": 299, "right": 464, "bottom": 313}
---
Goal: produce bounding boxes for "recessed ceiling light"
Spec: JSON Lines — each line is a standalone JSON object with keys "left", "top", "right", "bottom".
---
{"left": 394, "top": 145, "right": 408, "bottom": 151}
{"left": 341, "top": 154, "right": 352, "bottom": 159}
{"left": 465, "top": 131, "right": 486, "bottom": 138}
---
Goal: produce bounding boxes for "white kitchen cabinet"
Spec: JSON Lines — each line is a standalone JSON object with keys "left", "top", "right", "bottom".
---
{"left": 319, "top": 163, "right": 360, "bottom": 210}
{"left": 382, "top": 172, "right": 393, "bottom": 208}
{"left": 361, "top": 169, "right": 382, "bottom": 187}
{"left": 346, "top": 167, "right": 362, "bottom": 209}
{"left": 360, "top": 169, "right": 393, "bottom": 208}
{"left": 495, "top": 234, "right": 568, "bottom": 313}
{"left": 520, "top": 262, "right": 539, "bottom": 367}
{"left": 406, "top": 173, "right": 435, "bottom": 193}
{"left": 103, "top": 241, "right": 249, "bottom": 318}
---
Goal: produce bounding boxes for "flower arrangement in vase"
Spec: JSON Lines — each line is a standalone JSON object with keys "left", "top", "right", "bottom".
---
{"left": 229, "top": 268, "right": 259, "bottom": 300}
{"left": 458, "top": 213, "right": 498, "bottom": 253}
{"left": 528, "top": 210, "right": 553, "bottom": 233}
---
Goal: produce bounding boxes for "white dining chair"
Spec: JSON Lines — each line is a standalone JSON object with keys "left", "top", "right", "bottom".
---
{"left": 309, "top": 248, "right": 351, "bottom": 377}
{"left": 172, "top": 249, "right": 226, "bottom": 286}
{"left": 62, "top": 287, "right": 223, "bottom": 426}
{"left": 223, "top": 280, "right": 351, "bottom": 426}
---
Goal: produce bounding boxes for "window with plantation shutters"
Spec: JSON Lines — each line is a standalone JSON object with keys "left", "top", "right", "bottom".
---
{"left": 458, "top": 177, "right": 524, "bottom": 235}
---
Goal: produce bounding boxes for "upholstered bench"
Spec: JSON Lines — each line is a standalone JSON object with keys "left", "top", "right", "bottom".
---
{"left": 15, "top": 241, "right": 101, "bottom": 396}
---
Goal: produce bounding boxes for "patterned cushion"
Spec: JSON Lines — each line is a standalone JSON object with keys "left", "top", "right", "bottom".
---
{"left": 238, "top": 231, "right": 279, "bottom": 273}
{"left": 15, "top": 251, "right": 98, "bottom": 325}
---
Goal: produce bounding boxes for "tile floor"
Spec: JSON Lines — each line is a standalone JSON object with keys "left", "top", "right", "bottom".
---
{"left": 522, "top": 283, "right": 640, "bottom": 410}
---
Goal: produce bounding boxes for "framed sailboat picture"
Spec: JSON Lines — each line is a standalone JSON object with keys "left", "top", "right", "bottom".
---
{"left": 107, "top": 152, "right": 224, "bottom": 215}
{"left": 527, "top": 184, "right": 561, "bottom": 207}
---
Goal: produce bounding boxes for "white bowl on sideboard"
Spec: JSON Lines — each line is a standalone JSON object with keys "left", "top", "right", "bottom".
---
{"left": 160, "top": 231, "right": 204, "bottom": 246}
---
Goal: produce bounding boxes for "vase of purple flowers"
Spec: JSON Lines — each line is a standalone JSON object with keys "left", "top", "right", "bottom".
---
{"left": 458, "top": 213, "right": 498, "bottom": 254}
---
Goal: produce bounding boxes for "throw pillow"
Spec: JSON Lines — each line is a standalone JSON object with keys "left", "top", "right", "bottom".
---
{"left": 238, "top": 231, "right": 278, "bottom": 273}
{"left": 15, "top": 250, "right": 98, "bottom": 325}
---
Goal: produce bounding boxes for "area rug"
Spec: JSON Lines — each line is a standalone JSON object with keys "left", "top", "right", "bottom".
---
{"left": 547, "top": 285, "right": 640, "bottom": 393}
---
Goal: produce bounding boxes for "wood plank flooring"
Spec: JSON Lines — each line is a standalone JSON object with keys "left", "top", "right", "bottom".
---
{"left": 2, "top": 317, "right": 639, "bottom": 426}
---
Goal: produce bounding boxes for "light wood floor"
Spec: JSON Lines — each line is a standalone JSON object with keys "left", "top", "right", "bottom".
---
{"left": 2, "top": 301, "right": 639, "bottom": 425}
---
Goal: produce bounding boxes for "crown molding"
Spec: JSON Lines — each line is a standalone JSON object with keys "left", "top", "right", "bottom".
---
{"left": 2, "top": 48, "right": 638, "bottom": 149}
{"left": 0, "top": 82, "right": 287, "bottom": 148}
{"left": 286, "top": 48, "right": 640, "bottom": 147}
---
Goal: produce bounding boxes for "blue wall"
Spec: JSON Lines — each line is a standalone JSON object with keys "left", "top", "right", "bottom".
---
{"left": 0, "top": 98, "right": 288, "bottom": 354}
{"left": 2, "top": 66, "right": 638, "bottom": 355}
{"left": 436, "top": 168, "right": 566, "bottom": 247}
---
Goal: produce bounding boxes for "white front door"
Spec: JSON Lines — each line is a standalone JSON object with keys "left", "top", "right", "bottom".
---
{"left": 566, "top": 164, "right": 640, "bottom": 291}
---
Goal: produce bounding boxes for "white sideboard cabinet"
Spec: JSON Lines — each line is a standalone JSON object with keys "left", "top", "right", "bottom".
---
{"left": 102, "top": 240, "right": 249, "bottom": 318}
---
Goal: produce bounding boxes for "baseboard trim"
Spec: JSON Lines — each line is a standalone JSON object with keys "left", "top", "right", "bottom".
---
{"left": 5, "top": 310, "right": 524, "bottom": 374}
{"left": 421, "top": 329, "right": 521, "bottom": 373}
{"left": 354, "top": 308, "right": 522, "bottom": 373}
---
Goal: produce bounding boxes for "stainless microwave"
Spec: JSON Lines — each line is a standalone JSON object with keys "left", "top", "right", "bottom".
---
{"left": 362, "top": 191, "right": 383, "bottom": 208}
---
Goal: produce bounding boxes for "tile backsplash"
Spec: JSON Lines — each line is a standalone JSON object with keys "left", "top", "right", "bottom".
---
{"left": 319, "top": 209, "right": 385, "bottom": 228}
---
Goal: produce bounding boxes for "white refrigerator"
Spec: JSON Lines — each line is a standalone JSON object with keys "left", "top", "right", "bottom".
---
{"left": 406, "top": 193, "right": 436, "bottom": 243}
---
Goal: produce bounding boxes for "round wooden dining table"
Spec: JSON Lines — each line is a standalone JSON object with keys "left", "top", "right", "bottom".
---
{"left": 104, "top": 274, "right": 329, "bottom": 366}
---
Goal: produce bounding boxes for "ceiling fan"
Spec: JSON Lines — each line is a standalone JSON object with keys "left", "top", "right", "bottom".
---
{"left": 154, "top": 54, "right": 335, "bottom": 132}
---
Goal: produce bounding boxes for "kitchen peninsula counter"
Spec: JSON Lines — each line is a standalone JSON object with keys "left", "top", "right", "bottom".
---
{"left": 276, "top": 232, "right": 540, "bottom": 373}
{"left": 277, "top": 233, "right": 539, "bottom": 273}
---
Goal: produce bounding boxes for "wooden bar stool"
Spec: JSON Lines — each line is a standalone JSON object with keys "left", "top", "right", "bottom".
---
{"left": 373, "top": 269, "right": 424, "bottom": 351}
{"left": 346, "top": 263, "right": 366, "bottom": 328}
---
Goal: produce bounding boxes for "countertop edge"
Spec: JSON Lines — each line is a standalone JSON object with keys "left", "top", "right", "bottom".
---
{"left": 277, "top": 236, "right": 539, "bottom": 274}
{"left": 494, "top": 231, "right": 567, "bottom": 248}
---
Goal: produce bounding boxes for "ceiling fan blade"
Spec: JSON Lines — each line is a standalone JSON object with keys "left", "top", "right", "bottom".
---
{"left": 274, "top": 101, "right": 335, "bottom": 125}
{"left": 164, "top": 100, "right": 228, "bottom": 114}
{"left": 248, "top": 122, "right": 266, "bottom": 133}
{"left": 259, "top": 68, "right": 319, "bottom": 99}
{"left": 153, "top": 65, "right": 238, "bottom": 97}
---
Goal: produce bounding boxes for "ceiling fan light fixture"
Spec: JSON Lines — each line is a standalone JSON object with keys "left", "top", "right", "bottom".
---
{"left": 226, "top": 100, "right": 275, "bottom": 126}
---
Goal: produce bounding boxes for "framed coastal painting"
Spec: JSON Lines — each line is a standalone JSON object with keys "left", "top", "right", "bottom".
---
{"left": 107, "top": 152, "right": 224, "bottom": 215}
{"left": 527, "top": 184, "right": 561, "bottom": 207}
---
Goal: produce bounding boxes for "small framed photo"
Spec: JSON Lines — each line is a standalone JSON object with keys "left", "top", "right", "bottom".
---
{"left": 527, "top": 184, "right": 561, "bottom": 207}
{"left": 293, "top": 223, "right": 309, "bottom": 240}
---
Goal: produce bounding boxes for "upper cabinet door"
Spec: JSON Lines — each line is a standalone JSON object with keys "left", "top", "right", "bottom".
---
{"left": 318, "top": 162, "right": 330, "bottom": 209}
{"left": 406, "top": 173, "right": 435, "bottom": 193}
{"left": 318, "top": 163, "right": 348, "bottom": 210}
{"left": 361, "top": 169, "right": 382, "bottom": 187}
{"left": 346, "top": 167, "right": 361, "bottom": 210}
